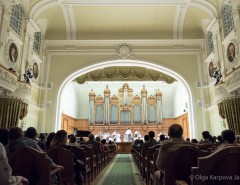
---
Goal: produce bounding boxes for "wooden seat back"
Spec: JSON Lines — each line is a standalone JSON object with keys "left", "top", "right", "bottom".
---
{"left": 163, "top": 145, "right": 209, "bottom": 185}
{"left": 80, "top": 144, "right": 95, "bottom": 180}
{"left": 191, "top": 146, "right": 240, "bottom": 185}
{"left": 9, "top": 147, "right": 54, "bottom": 185}
{"left": 47, "top": 146, "right": 74, "bottom": 185}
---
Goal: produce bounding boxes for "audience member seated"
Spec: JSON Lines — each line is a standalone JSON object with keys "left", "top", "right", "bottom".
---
{"left": 25, "top": 127, "right": 46, "bottom": 150}
{"left": 50, "top": 130, "right": 84, "bottom": 185}
{"left": 85, "top": 134, "right": 102, "bottom": 154}
{"left": 0, "top": 128, "right": 9, "bottom": 146}
{"left": 0, "top": 143, "right": 28, "bottom": 185}
{"left": 159, "top": 135, "right": 165, "bottom": 144}
{"left": 96, "top": 136, "right": 104, "bottom": 152}
{"left": 142, "top": 131, "right": 158, "bottom": 153}
{"left": 79, "top": 137, "right": 85, "bottom": 144}
{"left": 154, "top": 124, "right": 193, "bottom": 185}
{"left": 69, "top": 135, "right": 79, "bottom": 146}
{"left": 216, "top": 135, "right": 224, "bottom": 145}
{"left": 186, "top": 138, "right": 190, "bottom": 142}
{"left": 199, "top": 131, "right": 213, "bottom": 144}
{"left": 217, "top": 129, "right": 240, "bottom": 149}
{"left": 45, "top": 132, "right": 56, "bottom": 150}
{"left": 39, "top": 133, "right": 47, "bottom": 143}
{"left": 191, "top": 138, "right": 198, "bottom": 144}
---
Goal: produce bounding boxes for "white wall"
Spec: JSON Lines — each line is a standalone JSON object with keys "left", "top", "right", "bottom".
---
{"left": 60, "top": 81, "right": 184, "bottom": 119}
{"left": 60, "top": 83, "right": 79, "bottom": 118}
{"left": 173, "top": 83, "right": 189, "bottom": 117}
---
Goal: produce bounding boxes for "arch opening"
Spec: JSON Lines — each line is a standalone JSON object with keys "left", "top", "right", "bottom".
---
{"left": 55, "top": 59, "right": 196, "bottom": 139}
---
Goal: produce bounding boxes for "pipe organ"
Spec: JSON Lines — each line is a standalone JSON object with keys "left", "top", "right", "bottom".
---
{"left": 89, "top": 83, "right": 163, "bottom": 125}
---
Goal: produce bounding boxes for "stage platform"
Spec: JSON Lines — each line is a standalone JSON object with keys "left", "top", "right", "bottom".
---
{"left": 116, "top": 142, "right": 132, "bottom": 154}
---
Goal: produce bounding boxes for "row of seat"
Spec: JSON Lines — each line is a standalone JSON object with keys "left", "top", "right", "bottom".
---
{"left": 9, "top": 144, "right": 117, "bottom": 185}
{"left": 132, "top": 144, "right": 240, "bottom": 185}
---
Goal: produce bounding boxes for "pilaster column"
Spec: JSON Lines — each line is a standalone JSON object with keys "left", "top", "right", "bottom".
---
{"left": 141, "top": 85, "right": 147, "bottom": 125}
{"left": 104, "top": 85, "right": 110, "bottom": 125}
{"left": 89, "top": 89, "right": 96, "bottom": 125}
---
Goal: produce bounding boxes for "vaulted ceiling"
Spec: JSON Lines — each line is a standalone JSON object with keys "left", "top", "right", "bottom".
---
{"left": 26, "top": 0, "right": 221, "bottom": 40}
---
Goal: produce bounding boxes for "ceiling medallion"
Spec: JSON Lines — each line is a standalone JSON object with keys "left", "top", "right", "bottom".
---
{"left": 116, "top": 44, "right": 135, "bottom": 59}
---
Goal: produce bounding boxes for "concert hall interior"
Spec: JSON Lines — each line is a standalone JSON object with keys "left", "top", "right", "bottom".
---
{"left": 1, "top": 1, "right": 240, "bottom": 185}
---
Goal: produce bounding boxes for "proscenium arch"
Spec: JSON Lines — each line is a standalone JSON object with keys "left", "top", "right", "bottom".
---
{"left": 55, "top": 59, "right": 197, "bottom": 139}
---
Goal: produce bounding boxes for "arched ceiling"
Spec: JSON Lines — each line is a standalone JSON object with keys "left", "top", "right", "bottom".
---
{"left": 27, "top": 0, "right": 220, "bottom": 40}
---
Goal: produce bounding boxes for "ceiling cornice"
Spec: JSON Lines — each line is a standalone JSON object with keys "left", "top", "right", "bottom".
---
{"left": 45, "top": 39, "right": 205, "bottom": 49}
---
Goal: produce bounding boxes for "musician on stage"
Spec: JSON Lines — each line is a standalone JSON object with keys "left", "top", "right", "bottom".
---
{"left": 125, "top": 128, "right": 132, "bottom": 142}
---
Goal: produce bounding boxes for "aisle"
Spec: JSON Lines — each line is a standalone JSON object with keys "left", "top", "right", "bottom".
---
{"left": 94, "top": 154, "right": 143, "bottom": 185}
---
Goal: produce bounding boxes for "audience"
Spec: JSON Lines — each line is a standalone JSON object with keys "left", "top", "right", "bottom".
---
{"left": 5, "top": 127, "right": 63, "bottom": 173}
{"left": 2, "top": 125, "right": 240, "bottom": 185}
{"left": 0, "top": 143, "right": 28, "bottom": 185}
{"left": 5, "top": 127, "right": 42, "bottom": 156}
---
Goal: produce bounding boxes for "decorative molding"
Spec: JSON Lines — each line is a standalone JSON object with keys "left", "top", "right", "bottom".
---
{"left": 74, "top": 66, "right": 176, "bottom": 84}
{"left": 29, "top": 0, "right": 56, "bottom": 20}
{"left": 61, "top": 4, "right": 76, "bottom": 40}
{"left": 206, "top": 18, "right": 220, "bottom": 35}
{"left": 225, "top": 67, "right": 240, "bottom": 94}
{"left": 214, "top": 82, "right": 237, "bottom": 103}
{"left": 11, "top": 81, "right": 32, "bottom": 102}
{"left": 173, "top": 5, "right": 187, "bottom": 39}
{"left": 0, "top": 65, "right": 18, "bottom": 94}
{"left": 61, "top": 0, "right": 190, "bottom": 6}
{"left": 191, "top": 0, "right": 218, "bottom": 17}
{"left": 115, "top": 45, "right": 134, "bottom": 59}
{"left": 45, "top": 39, "right": 205, "bottom": 49}
{"left": 26, "top": 19, "right": 40, "bottom": 34}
